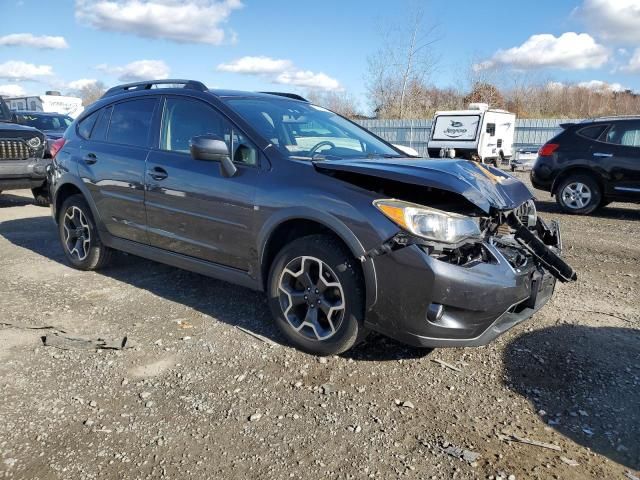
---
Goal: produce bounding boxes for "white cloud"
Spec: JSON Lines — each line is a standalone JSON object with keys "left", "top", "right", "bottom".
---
{"left": 475, "top": 32, "right": 609, "bottom": 71}
{"left": 96, "top": 60, "right": 170, "bottom": 82}
{"left": 275, "top": 71, "right": 341, "bottom": 91}
{"left": 0, "top": 84, "right": 26, "bottom": 96}
{"left": 0, "top": 61, "right": 54, "bottom": 80}
{"left": 621, "top": 48, "right": 640, "bottom": 72}
{"left": 577, "top": 80, "right": 627, "bottom": 92}
{"left": 576, "top": 0, "right": 640, "bottom": 44}
{"left": 68, "top": 78, "right": 98, "bottom": 90}
{"left": 546, "top": 81, "right": 565, "bottom": 91}
{"left": 0, "top": 33, "right": 68, "bottom": 49}
{"left": 216, "top": 55, "right": 342, "bottom": 91}
{"left": 217, "top": 56, "right": 293, "bottom": 74}
{"left": 76, "top": 0, "right": 243, "bottom": 45}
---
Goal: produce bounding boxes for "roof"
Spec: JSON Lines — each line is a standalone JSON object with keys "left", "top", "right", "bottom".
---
{"left": 434, "top": 109, "right": 514, "bottom": 116}
{"left": 100, "top": 79, "right": 308, "bottom": 103}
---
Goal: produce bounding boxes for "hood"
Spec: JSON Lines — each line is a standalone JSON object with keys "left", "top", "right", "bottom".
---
{"left": 313, "top": 158, "right": 534, "bottom": 213}
{"left": 0, "top": 122, "right": 45, "bottom": 139}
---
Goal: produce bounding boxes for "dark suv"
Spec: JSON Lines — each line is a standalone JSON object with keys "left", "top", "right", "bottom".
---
{"left": 0, "top": 96, "right": 48, "bottom": 204}
{"left": 531, "top": 117, "right": 640, "bottom": 214}
{"left": 49, "top": 79, "right": 575, "bottom": 355}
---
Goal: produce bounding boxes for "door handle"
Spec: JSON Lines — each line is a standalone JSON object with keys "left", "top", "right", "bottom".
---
{"left": 593, "top": 152, "right": 613, "bottom": 158}
{"left": 83, "top": 153, "right": 97, "bottom": 164}
{"left": 148, "top": 167, "right": 168, "bottom": 181}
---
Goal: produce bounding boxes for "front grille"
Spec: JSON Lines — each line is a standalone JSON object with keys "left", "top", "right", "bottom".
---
{"left": 0, "top": 139, "right": 30, "bottom": 160}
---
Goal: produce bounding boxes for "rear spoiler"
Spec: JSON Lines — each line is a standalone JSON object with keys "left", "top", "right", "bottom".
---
{"left": 559, "top": 123, "right": 575, "bottom": 130}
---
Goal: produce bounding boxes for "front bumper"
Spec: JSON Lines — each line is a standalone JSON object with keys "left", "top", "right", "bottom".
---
{"left": 0, "top": 157, "right": 50, "bottom": 190}
{"left": 364, "top": 226, "right": 564, "bottom": 348}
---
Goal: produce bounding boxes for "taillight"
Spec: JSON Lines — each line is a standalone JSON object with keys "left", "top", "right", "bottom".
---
{"left": 538, "top": 143, "right": 559, "bottom": 157}
{"left": 50, "top": 138, "right": 66, "bottom": 158}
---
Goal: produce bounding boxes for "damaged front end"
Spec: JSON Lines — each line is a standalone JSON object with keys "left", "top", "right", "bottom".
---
{"left": 363, "top": 199, "right": 576, "bottom": 285}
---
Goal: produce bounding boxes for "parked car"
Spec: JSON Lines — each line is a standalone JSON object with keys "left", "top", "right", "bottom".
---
{"left": 11, "top": 111, "right": 73, "bottom": 156}
{"left": 0, "top": 96, "right": 49, "bottom": 205}
{"left": 531, "top": 117, "right": 640, "bottom": 214}
{"left": 48, "top": 79, "right": 576, "bottom": 355}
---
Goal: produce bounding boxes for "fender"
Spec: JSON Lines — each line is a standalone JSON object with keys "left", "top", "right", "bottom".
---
{"left": 257, "top": 207, "right": 378, "bottom": 309}
{"left": 50, "top": 173, "right": 106, "bottom": 232}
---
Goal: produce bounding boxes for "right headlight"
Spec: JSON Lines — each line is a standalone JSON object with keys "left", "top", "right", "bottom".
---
{"left": 374, "top": 199, "right": 482, "bottom": 244}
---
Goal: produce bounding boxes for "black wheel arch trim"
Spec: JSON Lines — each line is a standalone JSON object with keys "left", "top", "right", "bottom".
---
{"left": 550, "top": 166, "right": 606, "bottom": 196}
{"left": 52, "top": 176, "right": 105, "bottom": 230}
{"left": 257, "top": 208, "right": 378, "bottom": 309}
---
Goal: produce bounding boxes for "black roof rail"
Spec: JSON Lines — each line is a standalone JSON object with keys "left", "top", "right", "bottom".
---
{"left": 259, "top": 91, "right": 309, "bottom": 102}
{"left": 102, "top": 79, "right": 208, "bottom": 98}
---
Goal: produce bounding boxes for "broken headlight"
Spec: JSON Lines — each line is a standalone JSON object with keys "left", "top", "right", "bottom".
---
{"left": 374, "top": 199, "right": 481, "bottom": 244}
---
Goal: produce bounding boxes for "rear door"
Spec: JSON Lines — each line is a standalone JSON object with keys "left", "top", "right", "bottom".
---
{"left": 144, "top": 95, "right": 259, "bottom": 271}
{"left": 596, "top": 121, "right": 640, "bottom": 199}
{"left": 77, "top": 97, "right": 158, "bottom": 243}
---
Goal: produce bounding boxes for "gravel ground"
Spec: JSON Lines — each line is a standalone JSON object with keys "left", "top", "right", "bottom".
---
{"left": 0, "top": 172, "right": 638, "bottom": 480}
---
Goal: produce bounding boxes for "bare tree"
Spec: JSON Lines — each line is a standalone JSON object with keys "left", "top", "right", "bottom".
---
{"left": 305, "top": 89, "right": 361, "bottom": 118}
{"left": 366, "top": 3, "right": 440, "bottom": 119}
{"left": 78, "top": 81, "right": 107, "bottom": 106}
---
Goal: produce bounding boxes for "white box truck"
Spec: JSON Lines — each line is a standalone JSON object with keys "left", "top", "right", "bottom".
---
{"left": 4, "top": 91, "right": 84, "bottom": 118}
{"left": 427, "top": 103, "right": 516, "bottom": 165}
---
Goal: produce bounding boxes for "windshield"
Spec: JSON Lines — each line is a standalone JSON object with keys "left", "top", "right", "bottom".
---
{"left": 226, "top": 97, "right": 401, "bottom": 160}
{"left": 15, "top": 113, "right": 73, "bottom": 131}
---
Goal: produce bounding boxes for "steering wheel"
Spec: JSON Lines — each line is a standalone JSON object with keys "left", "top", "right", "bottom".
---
{"left": 309, "top": 141, "right": 336, "bottom": 157}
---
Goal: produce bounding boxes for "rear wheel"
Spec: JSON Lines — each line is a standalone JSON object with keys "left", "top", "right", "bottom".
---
{"left": 267, "top": 234, "right": 367, "bottom": 355}
{"left": 555, "top": 174, "right": 601, "bottom": 215}
{"left": 58, "top": 194, "right": 112, "bottom": 270}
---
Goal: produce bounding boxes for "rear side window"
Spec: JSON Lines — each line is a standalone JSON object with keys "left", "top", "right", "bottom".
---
{"left": 605, "top": 121, "right": 640, "bottom": 148}
{"left": 108, "top": 99, "right": 157, "bottom": 147}
{"left": 91, "top": 106, "right": 112, "bottom": 141}
{"left": 577, "top": 125, "right": 607, "bottom": 140}
{"left": 77, "top": 111, "right": 99, "bottom": 139}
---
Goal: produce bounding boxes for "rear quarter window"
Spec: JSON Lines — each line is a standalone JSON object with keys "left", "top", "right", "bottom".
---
{"left": 577, "top": 125, "right": 607, "bottom": 140}
{"left": 77, "top": 110, "right": 99, "bottom": 139}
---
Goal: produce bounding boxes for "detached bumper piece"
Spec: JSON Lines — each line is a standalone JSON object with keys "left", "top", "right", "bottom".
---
{"left": 506, "top": 213, "right": 577, "bottom": 283}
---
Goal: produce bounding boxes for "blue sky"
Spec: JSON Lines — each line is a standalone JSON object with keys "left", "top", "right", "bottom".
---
{"left": 1, "top": 0, "right": 639, "bottom": 110}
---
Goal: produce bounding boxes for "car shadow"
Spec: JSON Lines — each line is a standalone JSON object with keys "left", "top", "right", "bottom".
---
{"left": 503, "top": 324, "right": 640, "bottom": 470}
{"left": 0, "top": 193, "right": 39, "bottom": 209}
{"left": 0, "top": 215, "right": 430, "bottom": 361}
{"left": 534, "top": 199, "right": 640, "bottom": 221}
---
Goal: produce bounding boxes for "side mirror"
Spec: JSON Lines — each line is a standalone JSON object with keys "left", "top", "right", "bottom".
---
{"left": 190, "top": 135, "right": 237, "bottom": 177}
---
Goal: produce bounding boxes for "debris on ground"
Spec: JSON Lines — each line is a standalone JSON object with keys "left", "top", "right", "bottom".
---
{"left": 430, "top": 358, "right": 462, "bottom": 372}
{"left": 560, "top": 456, "right": 579, "bottom": 467}
{"left": 440, "top": 441, "right": 481, "bottom": 464}
{"left": 235, "top": 326, "right": 279, "bottom": 347}
{"left": 503, "top": 433, "right": 562, "bottom": 451}
{"left": 41, "top": 332, "right": 130, "bottom": 350}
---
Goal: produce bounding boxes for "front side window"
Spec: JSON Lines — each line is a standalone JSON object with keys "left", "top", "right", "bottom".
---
{"left": 605, "top": 121, "right": 640, "bottom": 148}
{"left": 161, "top": 97, "right": 257, "bottom": 166}
{"left": 108, "top": 98, "right": 157, "bottom": 147}
{"left": 226, "top": 98, "right": 401, "bottom": 160}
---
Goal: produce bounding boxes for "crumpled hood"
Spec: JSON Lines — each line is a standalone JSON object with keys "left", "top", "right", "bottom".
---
{"left": 0, "top": 122, "right": 44, "bottom": 138}
{"left": 313, "top": 158, "right": 534, "bottom": 213}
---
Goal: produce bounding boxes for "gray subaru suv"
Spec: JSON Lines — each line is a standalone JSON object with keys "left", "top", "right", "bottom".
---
{"left": 48, "top": 79, "right": 576, "bottom": 355}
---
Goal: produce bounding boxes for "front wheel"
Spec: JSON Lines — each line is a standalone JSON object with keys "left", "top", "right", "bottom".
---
{"left": 555, "top": 174, "right": 601, "bottom": 215}
{"left": 267, "top": 235, "right": 367, "bottom": 355}
{"left": 58, "top": 194, "right": 112, "bottom": 270}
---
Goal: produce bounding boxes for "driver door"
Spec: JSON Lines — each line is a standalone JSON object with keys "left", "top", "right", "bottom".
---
{"left": 144, "top": 96, "right": 259, "bottom": 271}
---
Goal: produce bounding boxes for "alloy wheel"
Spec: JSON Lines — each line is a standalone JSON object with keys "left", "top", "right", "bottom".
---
{"left": 561, "top": 182, "right": 592, "bottom": 210}
{"left": 278, "top": 256, "right": 345, "bottom": 341}
{"left": 63, "top": 206, "right": 91, "bottom": 261}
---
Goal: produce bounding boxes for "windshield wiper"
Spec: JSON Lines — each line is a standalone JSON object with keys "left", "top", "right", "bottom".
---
{"left": 365, "top": 153, "right": 404, "bottom": 159}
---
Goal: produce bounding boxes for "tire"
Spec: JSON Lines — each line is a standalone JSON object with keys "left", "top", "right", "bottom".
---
{"left": 58, "top": 194, "right": 112, "bottom": 270}
{"left": 267, "top": 234, "right": 367, "bottom": 355}
{"left": 31, "top": 185, "right": 50, "bottom": 207}
{"left": 555, "top": 174, "right": 601, "bottom": 215}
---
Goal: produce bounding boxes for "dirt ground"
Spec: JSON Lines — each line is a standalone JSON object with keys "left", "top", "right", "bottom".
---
{"left": 0, "top": 172, "right": 638, "bottom": 480}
